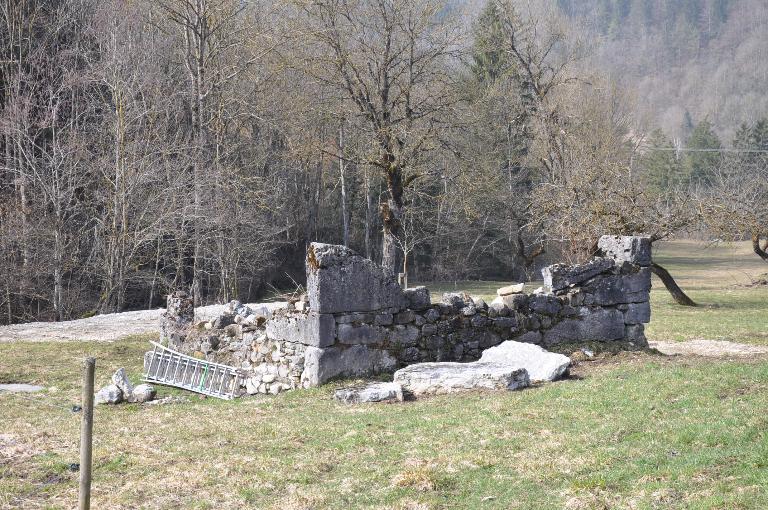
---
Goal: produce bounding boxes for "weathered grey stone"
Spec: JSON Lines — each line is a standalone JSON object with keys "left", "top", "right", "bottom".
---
{"left": 542, "top": 258, "right": 615, "bottom": 292}
{"left": 489, "top": 297, "right": 510, "bottom": 316}
{"left": 460, "top": 304, "right": 477, "bottom": 317}
{"left": 391, "top": 325, "right": 421, "bottom": 347}
{"left": 337, "top": 323, "right": 382, "bottom": 345}
{"left": 301, "top": 345, "right": 398, "bottom": 387}
{"left": 583, "top": 268, "right": 651, "bottom": 305}
{"left": 471, "top": 315, "right": 489, "bottom": 328}
{"left": 473, "top": 297, "right": 488, "bottom": 311}
{"left": 424, "top": 308, "right": 440, "bottom": 323}
{"left": 306, "top": 243, "right": 404, "bottom": 313}
{"left": 334, "top": 382, "right": 404, "bottom": 404}
{"left": 598, "top": 235, "right": 652, "bottom": 266}
{"left": 95, "top": 384, "right": 122, "bottom": 405}
{"left": 245, "top": 377, "right": 259, "bottom": 395}
{"left": 441, "top": 292, "right": 468, "bottom": 309}
{"left": 111, "top": 368, "right": 134, "bottom": 397}
{"left": 624, "top": 301, "right": 651, "bottom": 324}
{"left": 497, "top": 283, "right": 525, "bottom": 296}
{"left": 375, "top": 313, "right": 394, "bottom": 326}
{"left": 160, "top": 291, "right": 194, "bottom": 347}
{"left": 479, "top": 341, "right": 571, "bottom": 382}
{"left": 393, "top": 362, "right": 529, "bottom": 396}
{"left": 513, "top": 331, "right": 544, "bottom": 345}
{"left": 625, "top": 324, "right": 648, "bottom": 346}
{"left": 542, "top": 308, "right": 625, "bottom": 346}
{"left": 404, "top": 286, "right": 431, "bottom": 311}
{"left": 394, "top": 310, "right": 417, "bottom": 324}
{"left": 335, "top": 312, "right": 375, "bottom": 324}
{"left": 528, "top": 294, "right": 562, "bottom": 315}
{"left": 421, "top": 324, "right": 438, "bottom": 336}
{"left": 492, "top": 316, "right": 518, "bottom": 330}
{"left": 128, "top": 384, "right": 156, "bottom": 403}
{"left": 265, "top": 311, "right": 335, "bottom": 348}
{"left": 475, "top": 330, "right": 503, "bottom": 349}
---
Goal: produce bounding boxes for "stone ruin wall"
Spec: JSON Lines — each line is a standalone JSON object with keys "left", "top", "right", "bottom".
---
{"left": 156, "top": 235, "right": 653, "bottom": 396}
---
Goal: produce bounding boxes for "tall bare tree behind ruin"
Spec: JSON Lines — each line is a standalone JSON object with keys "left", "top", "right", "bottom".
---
{"left": 292, "top": 0, "right": 463, "bottom": 273}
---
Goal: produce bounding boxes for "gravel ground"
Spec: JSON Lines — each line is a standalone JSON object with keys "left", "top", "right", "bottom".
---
{"left": 649, "top": 339, "right": 768, "bottom": 358}
{"left": 0, "top": 304, "right": 235, "bottom": 343}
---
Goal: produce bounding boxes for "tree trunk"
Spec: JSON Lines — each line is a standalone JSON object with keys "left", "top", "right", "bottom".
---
{"left": 380, "top": 197, "right": 403, "bottom": 274}
{"left": 380, "top": 163, "right": 404, "bottom": 274}
{"left": 651, "top": 262, "right": 697, "bottom": 307}
{"left": 364, "top": 167, "right": 373, "bottom": 259}
{"left": 339, "top": 124, "right": 350, "bottom": 247}
{"left": 752, "top": 234, "right": 768, "bottom": 262}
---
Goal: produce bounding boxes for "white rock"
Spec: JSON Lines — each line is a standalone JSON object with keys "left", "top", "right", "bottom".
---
{"left": 111, "top": 368, "right": 134, "bottom": 396}
{"left": 334, "top": 382, "right": 404, "bottom": 404}
{"left": 246, "top": 377, "right": 260, "bottom": 395}
{"left": 269, "top": 383, "right": 282, "bottom": 395}
{"left": 393, "top": 362, "right": 529, "bottom": 396}
{"left": 497, "top": 283, "right": 525, "bottom": 296}
{"left": 128, "top": 384, "right": 156, "bottom": 403}
{"left": 95, "top": 384, "right": 123, "bottom": 405}
{"left": 479, "top": 341, "right": 571, "bottom": 383}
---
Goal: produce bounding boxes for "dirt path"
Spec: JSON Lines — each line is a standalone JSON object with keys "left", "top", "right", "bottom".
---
{"left": 0, "top": 304, "right": 233, "bottom": 343}
{"left": 649, "top": 339, "right": 768, "bottom": 358}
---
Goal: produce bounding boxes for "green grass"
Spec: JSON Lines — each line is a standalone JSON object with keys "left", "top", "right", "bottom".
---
{"left": 1, "top": 240, "right": 767, "bottom": 509}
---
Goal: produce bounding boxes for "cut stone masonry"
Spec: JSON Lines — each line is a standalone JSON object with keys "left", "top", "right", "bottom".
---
{"left": 155, "top": 235, "right": 653, "bottom": 396}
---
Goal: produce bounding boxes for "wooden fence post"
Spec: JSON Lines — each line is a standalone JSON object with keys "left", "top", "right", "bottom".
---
{"left": 79, "top": 357, "right": 95, "bottom": 510}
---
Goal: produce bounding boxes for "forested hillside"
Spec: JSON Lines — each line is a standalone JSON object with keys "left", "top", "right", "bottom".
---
{"left": 1, "top": 0, "right": 765, "bottom": 324}
{"left": 556, "top": 0, "right": 768, "bottom": 141}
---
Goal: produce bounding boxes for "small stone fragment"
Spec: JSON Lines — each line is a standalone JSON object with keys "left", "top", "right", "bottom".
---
{"left": 111, "top": 368, "right": 134, "bottom": 397}
{"left": 334, "top": 382, "right": 404, "bottom": 404}
{"left": 128, "top": 384, "right": 156, "bottom": 403}
{"left": 95, "top": 384, "right": 123, "bottom": 405}
{"left": 497, "top": 283, "right": 525, "bottom": 296}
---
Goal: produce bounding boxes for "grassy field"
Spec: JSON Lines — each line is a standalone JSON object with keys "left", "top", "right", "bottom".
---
{"left": 1, "top": 241, "right": 767, "bottom": 509}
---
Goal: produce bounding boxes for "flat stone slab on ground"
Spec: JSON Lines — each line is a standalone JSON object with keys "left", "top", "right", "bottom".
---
{"left": 497, "top": 284, "right": 525, "bottom": 296}
{"left": 394, "top": 362, "right": 530, "bottom": 396}
{"left": 0, "top": 383, "right": 44, "bottom": 393}
{"left": 650, "top": 339, "right": 768, "bottom": 358}
{"left": 479, "top": 341, "right": 571, "bottom": 382}
{"left": 334, "top": 382, "right": 404, "bottom": 404}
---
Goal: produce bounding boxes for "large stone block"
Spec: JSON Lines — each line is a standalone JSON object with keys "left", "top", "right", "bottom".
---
{"left": 542, "top": 258, "right": 615, "bottom": 292}
{"left": 583, "top": 268, "right": 651, "bottom": 305}
{"left": 306, "top": 243, "right": 405, "bottom": 314}
{"left": 301, "top": 345, "right": 398, "bottom": 387}
{"left": 598, "top": 235, "right": 652, "bottom": 266}
{"left": 624, "top": 301, "right": 651, "bottom": 324}
{"left": 528, "top": 294, "right": 562, "bottom": 315}
{"left": 265, "top": 311, "right": 335, "bottom": 348}
{"left": 542, "top": 308, "right": 625, "bottom": 346}
{"left": 479, "top": 341, "right": 571, "bottom": 382}
{"left": 404, "top": 286, "right": 431, "bottom": 311}
{"left": 393, "top": 362, "right": 530, "bottom": 396}
{"left": 337, "top": 323, "right": 384, "bottom": 345}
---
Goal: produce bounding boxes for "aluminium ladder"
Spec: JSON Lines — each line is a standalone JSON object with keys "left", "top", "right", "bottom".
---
{"left": 143, "top": 341, "right": 244, "bottom": 400}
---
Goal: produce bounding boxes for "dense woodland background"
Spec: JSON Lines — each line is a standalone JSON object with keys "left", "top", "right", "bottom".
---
{"left": 1, "top": 0, "right": 766, "bottom": 324}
